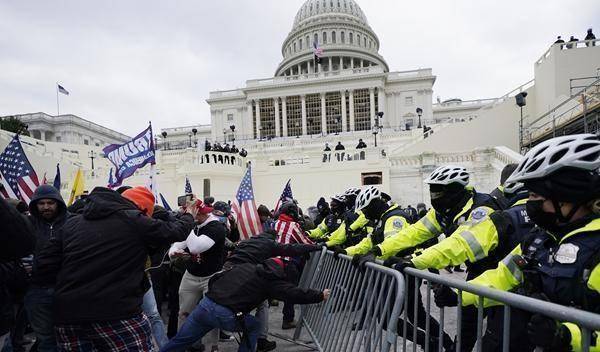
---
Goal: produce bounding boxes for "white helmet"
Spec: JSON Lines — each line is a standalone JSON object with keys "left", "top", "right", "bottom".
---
{"left": 344, "top": 187, "right": 362, "bottom": 197}
{"left": 425, "top": 165, "right": 470, "bottom": 186}
{"left": 503, "top": 181, "right": 524, "bottom": 194}
{"left": 330, "top": 194, "right": 345, "bottom": 203}
{"left": 355, "top": 186, "right": 381, "bottom": 211}
{"left": 506, "top": 134, "right": 600, "bottom": 184}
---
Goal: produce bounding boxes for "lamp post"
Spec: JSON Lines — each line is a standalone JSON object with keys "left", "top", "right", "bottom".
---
{"left": 372, "top": 111, "right": 384, "bottom": 147}
{"left": 416, "top": 107, "right": 423, "bottom": 129}
{"left": 223, "top": 128, "right": 227, "bottom": 143}
{"left": 192, "top": 128, "right": 198, "bottom": 147}
{"left": 230, "top": 125, "right": 236, "bottom": 144}
{"left": 88, "top": 150, "right": 96, "bottom": 176}
{"left": 187, "top": 132, "right": 192, "bottom": 147}
{"left": 515, "top": 92, "right": 528, "bottom": 153}
{"left": 161, "top": 131, "right": 168, "bottom": 150}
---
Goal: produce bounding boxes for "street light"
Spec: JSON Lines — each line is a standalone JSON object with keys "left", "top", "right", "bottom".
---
{"left": 188, "top": 132, "right": 192, "bottom": 147}
{"left": 161, "top": 131, "right": 168, "bottom": 150}
{"left": 416, "top": 107, "right": 423, "bottom": 129}
{"left": 230, "top": 125, "right": 236, "bottom": 144}
{"left": 223, "top": 128, "right": 227, "bottom": 143}
{"left": 515, "top": 92, "right": 528, "bottom": 153}
{"left": 88, "top": 150, "right": 96, "bottom": 176}
{"left": 192, "top": 128, "right": 198, "bottom": 147}
{"left": 372, "top": 111, "right": 384, "bottom": 147}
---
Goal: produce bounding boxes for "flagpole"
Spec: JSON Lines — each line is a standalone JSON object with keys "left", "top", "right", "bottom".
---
{"left": 56, "top": 82, "right": 60, "bottom": 116}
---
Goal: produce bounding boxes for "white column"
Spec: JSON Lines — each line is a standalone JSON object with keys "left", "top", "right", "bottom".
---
{"left": 361, "top": 59, "right": 365, "bottom": 68}
{"left": 321, "top": 93, "right": 327, "bottom": 135}
{"left": 40, "top": 130, "right": 46, "bottom": 141}
{"left": 351, "top": 57, "right": 354, "bottom": 69}
{"left": 255, "top": 100, "right": 261, "bottom": 139}
{"left": 274, "top": 97, "right": 280, "bottom": 137}
{"left": 282, "top": 97, "right": 288, "bottom": 137}
{"left": 349, "top": 90, "right": 355, "bottom": 131}
{"left": 328, "top": 57, "right": 332, "bottom": 71}
{"left": 341, "top": 90, "right": 347, "bottom": 132}
{"left": 369, "top": 88, "right": 375, "bottom": 129}
{"left": 308, "top": 60, "right": 312, "bottom": 74}
{"left": 246, "top": 101, "right": 252, "bottom": 139}
{"left": 301, "top": 95, "right": 307, "bottom": 135}
{"left": 297, "top": 64, "right": 301, "bottom": 75}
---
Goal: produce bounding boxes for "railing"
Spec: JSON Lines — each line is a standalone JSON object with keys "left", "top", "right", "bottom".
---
{"left": 16, "top": 113, "right": 131, "bottom": 141}
{"left": 294, "top": 249, "right": 405, "bottom": 352}
{"left": 194, "top": 151, "right": 245, "bottom": 167}
{"left": 433, "top": 98, "right": 498, "bottom": 109}
{"left": 268, "top": 150, "right": 370, "bottom": 166}
{"left": 536, "top": 38, "right": 600, "bottom": 66}
{"left": 523, "top": 77, "right": 600, "bottom": 147}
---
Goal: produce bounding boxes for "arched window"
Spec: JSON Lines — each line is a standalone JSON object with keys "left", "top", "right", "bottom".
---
{"left": 332, "top": 31, "right": 336, "bottom": 43}
{"left": 299, "top": 38, "right": 303, "bottom": 50}
{"left": 363, "top": 37, "right": 367, "bottom": 47}
{"left": 369, "top": 40, "right": 372, "bottom": 48}
{"left": 293, "top": 42, "right": 297, "bottom": 52}
{"left": 323, "top": 32, "right": 327, "bottom": 44}
{"left": 357, "top": 34, "right": 360, "bottom": 46}
{"left": 341, "top": 31, "right": 345, "bottom": 43}
{"left": 314, "top": 33, "right": 318, "bottom": 45}
{"left": 306, "top": 36, "right": 310, "bottom": 47}
{"left": 349, "top": 32, "right": 353, "bottom": 44}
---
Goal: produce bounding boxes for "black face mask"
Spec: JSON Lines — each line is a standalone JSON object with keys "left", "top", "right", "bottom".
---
{"left": 526, "top": 200, "right": 559, "bottom": 232}
{"left": 431, "top": 190, "right": 466, "bottom": 215}
{"left": 363, "top": 199, "right": 388, "bottom": 221}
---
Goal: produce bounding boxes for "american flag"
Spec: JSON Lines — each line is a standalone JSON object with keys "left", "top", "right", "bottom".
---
{"left": 57, "top": 84, "right": 69, "bottom": 95}
{"left": 231, "top": 165, "right": 262, "bottom": 240}
{"left": 0, "top": 135, "right": 40, "bottom": 203}
{"left": 185, "top": 176, "right": 193, "bottom": 194}
{"left": 313, "top": 40, "right": 323, "bottom": 64}
{"left": 274, "top": 179, "right": 293, "bottom": 212}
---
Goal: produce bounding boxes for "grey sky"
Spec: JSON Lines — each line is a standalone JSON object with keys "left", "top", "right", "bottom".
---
{"left": 0, "top": 0, "right": 598, "bottom": 136}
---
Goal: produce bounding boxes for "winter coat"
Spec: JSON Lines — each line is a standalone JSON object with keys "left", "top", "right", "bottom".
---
{"left": 34, "top": 187, "right": 195, "bottom": 324}
{"left": 225, "top": 232, "right": 319, "bottom": 266}
{"left": 206, "top": 260, "right": 323, "bottom": 314}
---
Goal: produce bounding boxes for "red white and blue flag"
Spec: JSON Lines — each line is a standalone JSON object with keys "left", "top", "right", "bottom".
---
{"left": 313, "top": 40, "right": 323, "bottom": 58}
{"left": 185, "top": 176, "right": 193, "bottom": 194}
{"left": 231, "top": 165, "right": 262, "bottom": 240}
{"left": 57, "top": 84, "right": 69, "bottom": 95}
{"left": 0, "top": 135, "right": 40, "bottom": 203}
{"left": 274, "top": 179, "right": 293, "bottom": 212}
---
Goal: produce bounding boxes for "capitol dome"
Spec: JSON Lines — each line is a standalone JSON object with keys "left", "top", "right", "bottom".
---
{"left": 275, "top": 0, "right": 388, "bottom": 76}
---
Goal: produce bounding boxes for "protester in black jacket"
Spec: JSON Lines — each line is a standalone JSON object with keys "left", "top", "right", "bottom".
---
{"left": 35, "top": 186, "right": 196, "bottom": 351}
{"left": 24, "top": 184, "right": 70, "bottom": 352}
{"left": 0, "top": 197, "right": 35, "bottom": 347}
{"left": 161, "top": 258, "right": 329, "bottom": 352}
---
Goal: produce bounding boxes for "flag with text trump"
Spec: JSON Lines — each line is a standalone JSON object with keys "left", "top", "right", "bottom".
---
{"left": 0, "top": 134, "right": 40, "bottom": 203}
{"left": 231, "top": 165, "right": 262, "bottom": 240}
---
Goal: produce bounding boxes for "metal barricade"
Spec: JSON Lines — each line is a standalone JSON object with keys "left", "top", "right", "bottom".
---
{"left": 401, "top": 267, "right": 600, "bottom": 352}
{"left": 294, "top": 248, "right": 406, "bottom": 352}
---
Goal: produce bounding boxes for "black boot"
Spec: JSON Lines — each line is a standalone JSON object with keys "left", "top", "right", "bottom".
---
{"left": 256, "top": 338, "right": 276, "bottom": 352}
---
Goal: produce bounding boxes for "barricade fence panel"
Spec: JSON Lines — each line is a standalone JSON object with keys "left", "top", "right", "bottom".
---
{"left": 294, "top": 248, "right": 405, "bottom": 352}
{"left": 295, "top": 250, "right": 600, "bottom": 352}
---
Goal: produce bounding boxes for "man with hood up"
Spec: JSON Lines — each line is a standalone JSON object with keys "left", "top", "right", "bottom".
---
{"left": 35, "top": 186, "right": 196, "bottom": 351}
{"left": 25, "top": 184, "right": 69, "bottom": 352}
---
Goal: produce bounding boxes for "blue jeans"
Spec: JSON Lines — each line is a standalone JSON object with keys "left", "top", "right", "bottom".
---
{"left": 142, "top": 287, "right": 169, "bottom": 348}
{"left": 160, "top": 297, "right": 259, "bottom": 352}
{"left": 24, "top": 287, "right": 57, "bottom": 352}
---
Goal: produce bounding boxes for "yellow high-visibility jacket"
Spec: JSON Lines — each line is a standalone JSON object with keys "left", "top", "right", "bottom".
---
{"left": 462, "top": 218, "right": 600, "bottom": 352}
{"left": 377, "top": 194, "right": 496, "bottom": 259}
{"left": 325, "top": 212, "right": 369, "bottom": 247}
{"left": 346, "top": 205, "right": 409, "bottom": 256}
{"left": 411, "top": 199, "right": 528, "bottom": 270}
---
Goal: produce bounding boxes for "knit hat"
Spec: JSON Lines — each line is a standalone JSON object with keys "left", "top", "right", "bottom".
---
{"left": 122, "top": 186, "right": 155, "bottom": 217}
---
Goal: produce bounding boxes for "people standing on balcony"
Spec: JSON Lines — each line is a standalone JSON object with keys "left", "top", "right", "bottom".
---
{"left": 223, "top": 144, "right": 231, "bottom": 153}
{"left": 566, "top": 35, "right": 579, "bottom": 49}
{"left": 239, "top": 148, "right": 248, "bottom": 157}
{"left": 323, "top": 143, "right": 331, "bottom": 151}
{"left": 554, "top": 36, "right": 565, "bottom": 49}
{"left": 204, "top": 140, "right": 211, "bottom": 151}
{"left": 231, "top": 145, "right": 239, "bottom": 153}
{"left": 335, "top": 141, "right": 345, "bottom": 150}
{"left": 356, "top": 138, "right": 367, "bottom": 149}
{"left": 585, "top": 28, "right": 596, "bottom": 46}
{"left": 335, "top": 141, "right": 345, "bottom": 161}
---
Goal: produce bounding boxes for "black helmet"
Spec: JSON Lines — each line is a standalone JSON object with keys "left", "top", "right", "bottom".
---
{"left": 213, "top": 201, "right": 230, "bottom": 216}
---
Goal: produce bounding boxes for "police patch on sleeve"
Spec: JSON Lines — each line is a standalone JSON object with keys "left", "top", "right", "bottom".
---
{"left": 470, "top": 208, "right": 489, "bottom": 224}
{"left": 554, "top": 243, "right": 579, "bottom": 264}
{"left": 393, "top": 218, "right": 404, "bottom": 229}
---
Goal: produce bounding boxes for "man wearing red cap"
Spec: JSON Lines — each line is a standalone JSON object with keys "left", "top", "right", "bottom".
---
{"left": 35, "top": 186, "right": 197, "bottom": 351}
{"left": 168, "top": 199, "right": 227, "bottom": 352}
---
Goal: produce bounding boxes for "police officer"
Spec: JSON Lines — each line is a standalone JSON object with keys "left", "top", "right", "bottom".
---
{"left": 307, "top": 194, "right": 346, "bottom": 241}
{"left": 455, "top": 134, "right": 600, "bottom": 352}
{"left": 325, "top": 187, "right": 372, "bottom": 248}
{"left": 355, "top": 164, "right": 501, "bottom": 351}
{"left": 490, "top": 163, "right": 519, "bottom": 209}
{"left": 393, "top": 179, "right": 533, "bottom": 351}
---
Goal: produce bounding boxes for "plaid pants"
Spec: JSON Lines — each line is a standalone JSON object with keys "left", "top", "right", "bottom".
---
{"left": 56, "top": 313, "right": 154, "bottom": 351}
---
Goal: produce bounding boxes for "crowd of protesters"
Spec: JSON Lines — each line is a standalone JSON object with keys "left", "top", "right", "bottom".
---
{"left": 204, "top": 140, "right": 247, "bottom": 158}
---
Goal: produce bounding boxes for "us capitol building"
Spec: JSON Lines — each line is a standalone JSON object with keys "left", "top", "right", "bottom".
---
{"left": 2, "top": 0, "right": 599, "bottom": 208}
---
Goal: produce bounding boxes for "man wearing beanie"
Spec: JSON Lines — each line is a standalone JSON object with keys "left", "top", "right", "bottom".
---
{"left": 35, "top": 186, "right": 196, "bottom": 351}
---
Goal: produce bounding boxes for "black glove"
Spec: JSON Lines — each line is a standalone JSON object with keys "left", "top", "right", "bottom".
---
{"left": 331, "top": 246, "right": 346, "bottom": 259}
{"left": 527, "top": 314, "right": 571, "bottom": 352}
{"left": 392, "top": 257, "right": 415, "bottom": 272}
{"left": 371, "top": 231, "right": 384, "bottom": 245}
{"left": 382, "top": 256, "right": 403, "bottom": 268}
{"left": 309, "top": 244, "right": 324, "bottom": 252}
{"left": 433, "top": 285, "right": 458, "bottom": 307}
{"left": 352, "top": 252, "right": 376, "bottom": 268}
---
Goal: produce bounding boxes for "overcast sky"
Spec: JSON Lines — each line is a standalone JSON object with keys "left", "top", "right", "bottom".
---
{"left": 1, "top": 0, "right": 598, "bottom": 136}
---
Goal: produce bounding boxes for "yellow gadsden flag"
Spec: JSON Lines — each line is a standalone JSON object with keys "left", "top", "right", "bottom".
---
{"left": 68, "top": 169, "right": 85, "bottom": 205}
